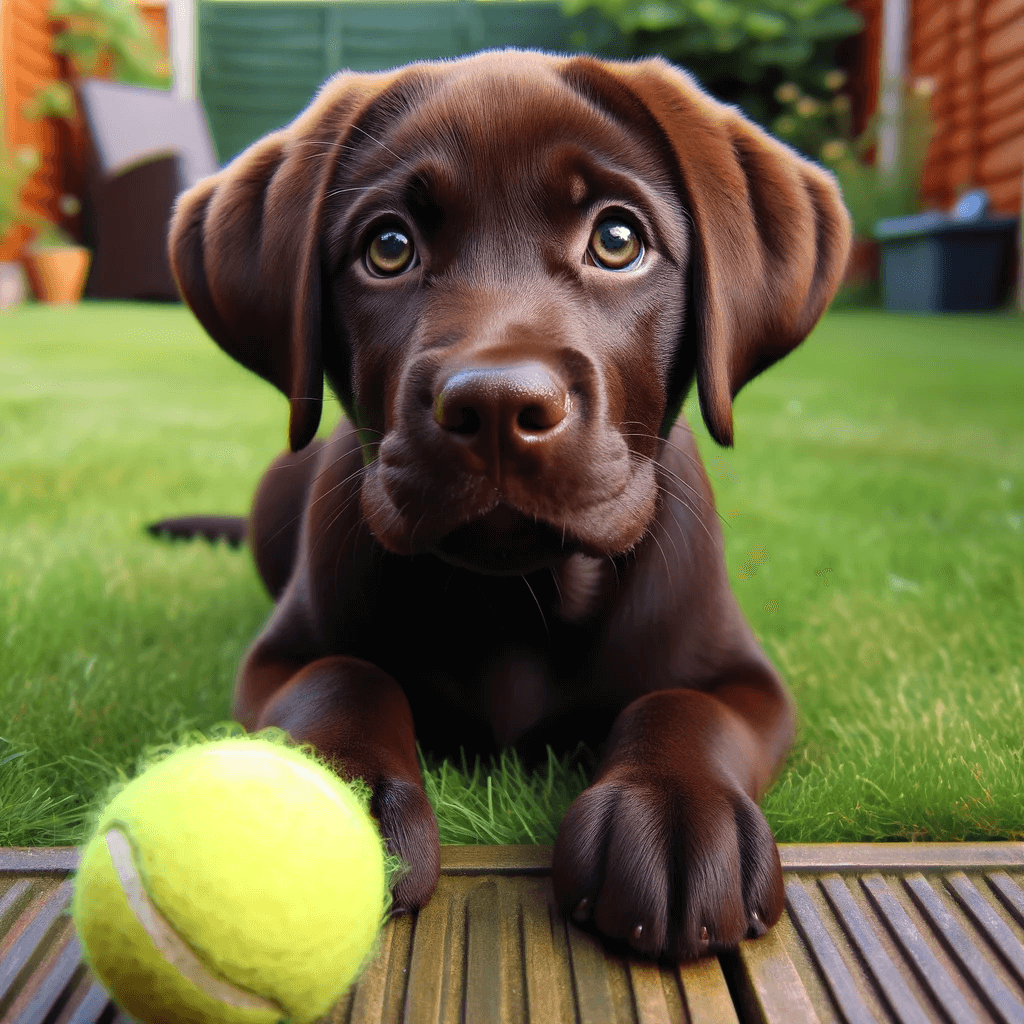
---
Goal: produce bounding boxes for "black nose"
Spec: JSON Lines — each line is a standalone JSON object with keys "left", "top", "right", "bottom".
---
{"left": 433, "top": 362, "right": 569, "bottom": 468}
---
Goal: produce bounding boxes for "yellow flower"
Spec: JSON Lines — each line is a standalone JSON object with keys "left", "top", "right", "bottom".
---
{"left": 775, "top": 82, "right": 800, "bottom": 104}
{"left": 820, "top": 140, "right": 847, "bottom": 162}
{"left": 796, "top": 97, "right": 820, "bottom": 117}
{"left": 775, "top": 116, "right": 797, "bottom": 136}
{"left": 832, "top": 95, "right": 851, "bottom": 113}
{"left": 823, "top": 70, "right": 847, "bottom": 91}
{"left": 15, "top": 146, "right": 39, "bottom": 171}
{"left": 58, "top": 194, "right": 81, "bottom": 217}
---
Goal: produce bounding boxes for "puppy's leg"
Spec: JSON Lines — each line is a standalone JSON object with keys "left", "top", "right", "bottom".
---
{"left": 248, "top": 442, "right": 324, "bottom": 600}
{"left": 243, "top": 650, "right": 441, "bottom": 913}
{"left": 552, "top": 673, "right": 793, "bottom": 960}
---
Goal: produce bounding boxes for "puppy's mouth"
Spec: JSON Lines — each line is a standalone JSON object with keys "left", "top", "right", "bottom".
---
{"left": 433, "top": 504, "right": 580, "bottom": 574}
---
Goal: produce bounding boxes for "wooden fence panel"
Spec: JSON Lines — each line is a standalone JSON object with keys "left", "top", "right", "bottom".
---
{"left": 0, "top": 0, "right": 169, "bottom": 260}
{"left": 197, "top": 0, "right": 623, "bottom": 165}
{"left": 911, "top": 0, "right": 1024, "bottom": 213}
{"left": 0, "top": 0, "right": 63, "bottom": 259}
{"left": 846, "top": 0, "right": 1023, "bottom": 214}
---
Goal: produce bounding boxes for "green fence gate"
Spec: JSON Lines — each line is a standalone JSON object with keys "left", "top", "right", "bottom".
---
{"left": 198, "top": 0, "right": 624, "bottom": 163}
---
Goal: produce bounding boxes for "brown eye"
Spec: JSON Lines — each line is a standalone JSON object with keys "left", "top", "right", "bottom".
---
{"left": 367, "top": 228, "right": 414, "bottom": 274}
{"left": 590, "top": 219, "right": 642, "bottom": 270}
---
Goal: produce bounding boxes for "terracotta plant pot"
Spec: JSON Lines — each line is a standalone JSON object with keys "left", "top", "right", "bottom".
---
{"left": 24, "top": 245, "right": 91, "bottom": 304}
{"left": 0, "top": 260, "right": 28, "bottom": 310}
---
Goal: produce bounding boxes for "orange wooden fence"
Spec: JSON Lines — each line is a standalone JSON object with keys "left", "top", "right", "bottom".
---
{"left": 912, "top": 0, "right": 1024, "bottom": 214}
{"left": 849, "top": 0, "right": 1024, "bottom": 214}
{"left": 0, "top": 0, "right": 168, "bottom": 261}
{"left": 1, "top": 0, "right": 63, "bottom": 260}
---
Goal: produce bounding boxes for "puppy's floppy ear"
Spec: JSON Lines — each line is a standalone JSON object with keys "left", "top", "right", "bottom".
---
{"left": 587, "top": 57, "right": 852, "bottom": 446}
{"left": 168, "top": 74, "right": 388, "bottom": 452}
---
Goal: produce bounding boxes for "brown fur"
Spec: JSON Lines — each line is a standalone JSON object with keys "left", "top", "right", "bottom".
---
{"left": 169, "top": 49, "right": 851, "bottom": 960}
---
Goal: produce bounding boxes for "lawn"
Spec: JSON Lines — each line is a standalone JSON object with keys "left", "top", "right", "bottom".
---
{"left": 1, "top": 301, "right": 1022, "bottom": 849}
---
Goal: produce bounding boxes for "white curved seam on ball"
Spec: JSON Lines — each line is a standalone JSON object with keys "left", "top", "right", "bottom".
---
{"left": 104, "top": 827, "right": 284, "bottom": 1013}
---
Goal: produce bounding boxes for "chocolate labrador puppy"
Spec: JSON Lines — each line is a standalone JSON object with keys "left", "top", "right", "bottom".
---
{"left": 162, "top": 49, "right": 851, "bottom": 960}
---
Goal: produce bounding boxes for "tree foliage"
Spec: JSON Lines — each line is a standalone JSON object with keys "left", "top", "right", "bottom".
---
{"left": 566, "top": 0, "right": 863, "bottom": 128}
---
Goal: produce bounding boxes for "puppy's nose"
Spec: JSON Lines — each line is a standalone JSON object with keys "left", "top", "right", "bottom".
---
{"left": 433, "top": 362, "right": 569, "bottom": 467}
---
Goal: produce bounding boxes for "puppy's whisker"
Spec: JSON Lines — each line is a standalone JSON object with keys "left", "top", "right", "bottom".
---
{"left": 301, "top": 462, "right": 368, "bottom": 519}
{"left": 548, "top": 565, "right": 563, "bottom": 606}
{"left": 630, "top": 449, "right": 727, "bottom": 536}
{"left": 606, "top": 554, "right": 621, "bottom": 589}
{"left": 409, "top": 509, "right": 430, "bottom": 548}
{"left": 263, "top": 429, "right": 363, "bottom": 478}
{"left": 308, "top": 490, "right": 358, "bottom": 562}
{"left": 333, "top": 515, "right": 367, "bottom": 599}
{"left": 337, "top": 505, "right": 375, "bottom": 567}
{"left": 347, "top": 122, "right": 405, "bottom": 163}
{"left": 312, "top": 478, "right": 366, "bottom": 544}
{"left": 258, "top": 457, "right": 361, "bottom": 549}
{"left": 651, "top": 471, "right": 718, "bottom": 548}
{"left": 620, "top": 434, "right": 718, "bottom": 513}
{"left": 620, "top": 424, "right": 720, "bottom": 483}
{"left": 324, "top": 185, "right": 378, "bottom": 199}
{"left": 646, "top": 528, "right": 676, "bottom": 599}
{"left": 292, "top": 141, "right": 344, "bottom": 164}
{"left": 520, "top": 574, "right": 549, "bottom": 637}
{"left": 649, "top": 488, "right": 686, "bottom": 564}
{"left": 653, "top": 482, "right": 692, "bottom": 570}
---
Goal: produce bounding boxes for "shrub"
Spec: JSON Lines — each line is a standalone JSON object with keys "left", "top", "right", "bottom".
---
{"left": 564, "top": 0, "right": 863, "bottom": 126}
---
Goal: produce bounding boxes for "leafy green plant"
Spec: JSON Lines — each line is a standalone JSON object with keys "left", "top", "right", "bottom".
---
{"left": 811, "top": 77, "right": 937, "bottom": 238}
{"left": 22, "top": 0, "right": 170, "bottom": 138}
{"left": 13, "top": 0, "right": 170, "bottom": 254}
{"left": 21, "top": 82, "right": 77, "bottom": 123}
{"left": 1, "top": 106, "right": 81, "bottom": 253}
{"left": 770, "top": 68, "right": 852, "bottom": 161}
{"left": 564, "top": 0, "right": 862, "bottom": 125}
{"left": 48, "top": 0, "right": 170, "bottom": 87}
{"left": 0, "top": 136, "right": 41, "bottom": 246}
{"left": 28, "top": 200, "right": 84, "bottom": 251}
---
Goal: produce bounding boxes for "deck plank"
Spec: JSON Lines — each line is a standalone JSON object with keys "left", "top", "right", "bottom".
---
{"left": 3, "top": 843, "right": 1024, "bottom": 1024}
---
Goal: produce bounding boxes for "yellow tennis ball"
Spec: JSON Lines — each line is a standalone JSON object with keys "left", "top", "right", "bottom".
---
{"left": 71, "top": 735, "right": 389, "bottom": 1024}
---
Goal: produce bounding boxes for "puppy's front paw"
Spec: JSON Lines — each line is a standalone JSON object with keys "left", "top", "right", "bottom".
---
{"left": 551, "top": 771, "right": 783, "bottom": 960}
{"left": 371, "top": 776, "right": 441, "bottom": 914}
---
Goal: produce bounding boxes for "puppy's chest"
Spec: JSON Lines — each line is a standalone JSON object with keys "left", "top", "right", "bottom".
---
{"left": 358, "top": 559, "right": 607, "bottom": 746}
{"left": 399, "top": 592, "right": 586, "bottom": 692}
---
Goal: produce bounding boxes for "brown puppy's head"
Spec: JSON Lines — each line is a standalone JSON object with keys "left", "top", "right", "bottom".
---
{"left": 170, "top": 50, "right": 850, "bottom": 574}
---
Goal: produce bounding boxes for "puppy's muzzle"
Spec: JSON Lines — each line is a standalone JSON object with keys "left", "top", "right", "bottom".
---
{"left": 365, "top": 342, "right": 642, "bottom": 565}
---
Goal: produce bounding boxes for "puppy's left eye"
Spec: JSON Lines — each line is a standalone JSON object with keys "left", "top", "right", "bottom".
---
{"left": 367, "top": 228, "right": 414, "bottom": 275}
{"left": 589, "top": 219, "right": 643, "bottom": 270}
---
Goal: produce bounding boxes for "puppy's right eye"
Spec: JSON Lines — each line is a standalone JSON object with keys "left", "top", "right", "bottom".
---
{"left": 366, "top": 229, "right": 414, "bottom": 274}
{"left": 589, "top": 219, "right": 642, "bottom": 271}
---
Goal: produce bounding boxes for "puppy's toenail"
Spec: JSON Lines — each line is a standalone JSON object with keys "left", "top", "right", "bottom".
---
{"left": 573, "top": 898, "right": 591, "bottom": 922}
{"left": 699, "top": 925, "right": 709, "bottom": 942}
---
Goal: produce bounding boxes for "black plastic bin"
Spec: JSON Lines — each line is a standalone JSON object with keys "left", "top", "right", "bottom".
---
{"left": 874, "top": 207, "right": 1018, "bottom": 312}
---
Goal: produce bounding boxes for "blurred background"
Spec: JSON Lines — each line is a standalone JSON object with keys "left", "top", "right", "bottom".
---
{"left": 0, "top": 0, "right": 1021, "bottom": 311}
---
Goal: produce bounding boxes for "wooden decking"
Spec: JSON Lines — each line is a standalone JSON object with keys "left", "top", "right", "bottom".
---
{"left": 2, "top": 843, "right": 1023, "bottom": 1023}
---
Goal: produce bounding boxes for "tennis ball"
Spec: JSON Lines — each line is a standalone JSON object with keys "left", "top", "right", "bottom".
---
{"left": 71, "top": 734, "right": 390, "bottom": 1024}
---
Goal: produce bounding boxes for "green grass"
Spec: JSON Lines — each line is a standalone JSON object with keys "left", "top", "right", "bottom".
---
{"left": 1, "top": 302, "right": 1022, "bottom": 848}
